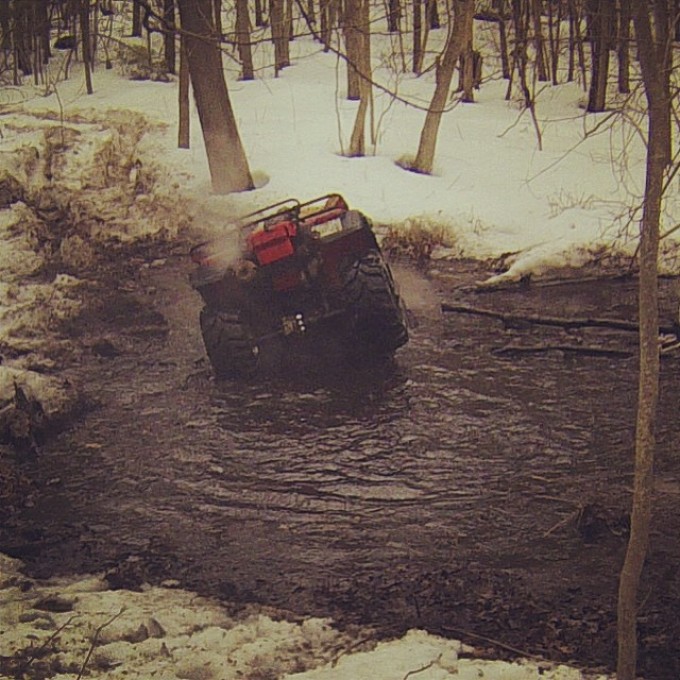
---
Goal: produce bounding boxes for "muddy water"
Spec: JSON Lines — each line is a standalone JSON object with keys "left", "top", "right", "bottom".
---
{"left": 3, "top": 255, "right": 680, "bottom": 676}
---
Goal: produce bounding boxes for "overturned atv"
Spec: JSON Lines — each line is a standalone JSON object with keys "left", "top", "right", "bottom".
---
{"left": 190, "top": 194, "right": 409, "bottom": 378}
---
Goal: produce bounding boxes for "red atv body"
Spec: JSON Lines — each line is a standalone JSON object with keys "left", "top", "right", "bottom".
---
{"left": 190, "top": 194, "right": 408, "bottom": 377}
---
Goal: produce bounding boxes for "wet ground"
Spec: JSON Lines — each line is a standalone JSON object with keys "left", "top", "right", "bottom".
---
{"left": 2, "top": 244, "right": 680, "bottom": 679}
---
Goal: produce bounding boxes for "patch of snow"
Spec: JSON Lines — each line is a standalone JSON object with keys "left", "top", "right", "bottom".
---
{"left": 0, "top": 555, "right": 612, "bottom": 680}
{"left": 0, "top": 367, "right": 79, "bottom": 421}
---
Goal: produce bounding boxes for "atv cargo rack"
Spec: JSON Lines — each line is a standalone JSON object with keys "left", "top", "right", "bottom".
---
{"left": 236, "top": 194, "right": 349, "bottom": 232}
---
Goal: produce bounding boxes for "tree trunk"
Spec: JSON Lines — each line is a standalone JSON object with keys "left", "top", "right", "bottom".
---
{"left": 306, "top": 0, "right": 316, "bottom": 25}
{"left": 254, "top": 0, "right": 266, "bottom": 26}
{"left": 236, "top": 0, "right": 254, "bottom": 79}
{"left": 347, "top": 0, "right": 371, "bottom": 155}
{"left": 14, "top": 1, "right": 32, "bottom": 76}
{"left": 177, "top": 0, "right": 254, "bottom": 194}
{"left": 616, "top": 4, "right": 674, "bottom": 680}
{"left": 320, "top": 0, "right": 331, "bottom": 48}
{"left": 427, "top": 0, "right": 440, "bottom": 29}
{"left": 497, "top": 0, "right": 511, "bottom": 79}
{"left": 213, "top": 0, "right": 222, "bottom": 36}
{"left": 79, "top": 0, "right": 93, "bottom": 93}
{"left": 567, "top": 0, "right": 588, "bottom": 87}
{"left": 587, "top": 0, "right": 612, "bottom": 112}
{"left": 132, "top": 0, "right": 142, "bottom": 37}
{"left": 617, "top": 0, "right": 631, "bottom": 94}
{"left": 507, "top": 0, "right": 542, "bottom": 147}
{"left": 178, "top": 35, "right": 190, "bottom": 149}
{"left": 164, "top": 0, "right": 176, "bottom": 75}
{"left": 271, "top": 0, "right": 290, "bottom": 72}
{"left": 458, "top": 18, "right": 476, "bottom": 102}
{"left": 387, "top": 0, "right": 401, "bottom": 32}
{"left": 0, "top": 1, "right": 11, "bottom": 55}
{"left": 413, "top": 0, "right": 474, "bottom": 174}
{"left": 531, "top": 0, "right": 548, "bottom": 81}
{"left": 285, "top": 0, "right": 294, "bottom": 43}
{"left": 38, "top": 0, "right": 51, "bottom": 64}
{"left": 547, "top": 0, "right": 563, "bottom": 84}
{"left": 412, "top": 0, "right": 422, "bottom": 74}
{"left": 344, "top": 0, "right": 363, "bottom": 99}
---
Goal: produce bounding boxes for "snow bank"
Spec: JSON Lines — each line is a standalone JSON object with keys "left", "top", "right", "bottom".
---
{"left": 0, "top": 367, "right": 79, "bottom": 421}
{"left": 0, "top": 554, "right": 612, "bottom": 680}
{"left": 0, "top": 111, "right": 192, "bottom": 360}
{"left": 0, "top": 107, "right": 197, "bottom": 419}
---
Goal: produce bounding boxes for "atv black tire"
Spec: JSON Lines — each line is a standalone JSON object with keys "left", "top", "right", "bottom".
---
{"left": 341, "top": 249, "right": 409, "bottom": 355}
{"left": 199, "top": 308, "right": 259, "bottom": 378}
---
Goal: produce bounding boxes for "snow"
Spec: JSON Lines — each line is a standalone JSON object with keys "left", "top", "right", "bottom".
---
{"left": 9, "top": 21, "right": 679, "bottom": 275}
{"left": 0, "top": 11, "right": 676, "bottom": 679}
{"left": 0, "top": 553, "right": 611, "bottom": 680}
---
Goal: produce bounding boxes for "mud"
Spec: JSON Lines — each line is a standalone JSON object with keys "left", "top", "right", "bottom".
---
{"left": 1, "top": 242, "right": 679, "bottom": 680}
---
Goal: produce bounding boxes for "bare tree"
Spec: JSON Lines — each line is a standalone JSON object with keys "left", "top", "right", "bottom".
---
{"left": 320, "top": 0, "right": 337, "bottom": 49}
{"left": 457, "top": 15, "right": 477, "bottom": 102}
{"left": 427, "top": 0, "right": 440, "bottom": 28}
{"left": 547, "top": 0, "right": 563, "bottom": 84}
{"left": 236, "top": 0, "right": 255, "bottom": 79}
{"left": 254, "top": 0, "right": 266, "bottom": 27}
{"left": 177, "top": 0, "right": 253, "bottom": 193}
{"left": 507, "top": 0, "right": 543, "bottom": 148}
{"left": 271, "top": 0, "right": 290, "bottom": 72}
{"left": 213, "top": 0, "right": 222, "bottom": 35}
{"left": 587, "top": 0, "right": 613, "bottom": 112}
{"left": 132, "top": 0, "right": 143, "bottom": 37}
{"left": 496, "top": 0, "right": 511, "bottom": 79}
{"left": 347, "top": 0, "right": 372, "bottom": 155}
{"left": 344, "top": 0, "right": 363, "bottom": 98}
{"left": 530, "top": 0, "right": 548, "bottom": 81}
{"left": 178, "top": 34, "right": 190, "bottom": 149}
{"left": 617, "top": 4, "right": 676, "bottom": 679}
{"left": 164, "top": 0, "right": 177, "bottom": 75}
{"left": 617, "top": 0, "right": 631, "bottom": 94}
{"left": 567, "top": 0, "right": 587, "bottom": 86}
{"left": 387, "top": 0, "right": 401, "bottom": 32}
{"left": 79, "top": 0, "right": 93, "bottom": 93}
{"left": 412, "top": 0, "right": 474, "bottom": 174}
{"left": 412, "top": 0, "right": 423, "bottom": 74}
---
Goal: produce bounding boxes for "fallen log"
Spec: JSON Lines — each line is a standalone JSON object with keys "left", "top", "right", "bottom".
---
{"left": 441, "top": 303, "right": 678, "bottom": 335}
{"left": 492, "top": 344, "right": 634, "bottom": 358}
